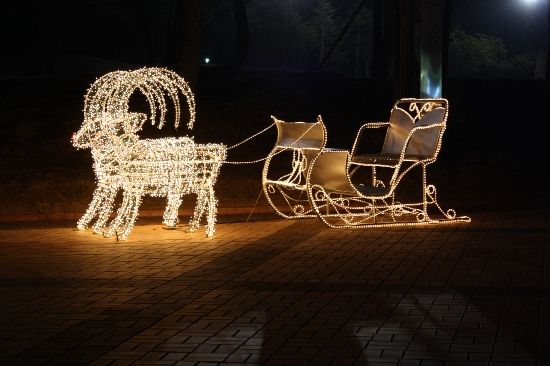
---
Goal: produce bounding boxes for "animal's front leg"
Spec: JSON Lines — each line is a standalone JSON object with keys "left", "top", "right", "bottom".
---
{"left": 117, "top": 193, "right": 143, "bottom": 241}
{"left": 205, "top": 186, "right": 217, "bottom": 238}
{"left": 163, "top": 193, "right": 183, "bottom": 228}
{"left": 91, "top": 185, "right": 118, "bottom": 234}
{"left": 103, "top": 191, "right": 130, "bottom": 238}
{"left": 189, "top": 188, "right": 207, "bottom": 232}
{"left": 104, "top": 190, "right": 134, "bottom": 239}
{"left": 77, "top": 183, "right": 109, "bottom": 231}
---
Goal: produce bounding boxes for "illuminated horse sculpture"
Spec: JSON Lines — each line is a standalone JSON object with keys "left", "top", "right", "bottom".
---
{"left": 72, "top": 67, "right": 226, "bottom": 240}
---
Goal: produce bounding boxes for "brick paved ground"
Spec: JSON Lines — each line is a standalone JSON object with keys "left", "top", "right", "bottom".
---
{"left": 0, "top": 210, "right": 548, "bottom": 365}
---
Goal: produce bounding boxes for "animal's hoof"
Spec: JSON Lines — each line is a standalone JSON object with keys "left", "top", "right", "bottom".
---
{"left": 117, "top": 233, "right": 129, "bottom": 241}
{"left": 92, "top": 225, "right": 104, "bottom": 234}
{"left": 162, "top": 225, "right": 179, "bottom": 231}
{"left": 162, "top": 218, "right": 179, "bottom": 227}
{"left": 76, "top": 225, "right": 87, "bottom": 231}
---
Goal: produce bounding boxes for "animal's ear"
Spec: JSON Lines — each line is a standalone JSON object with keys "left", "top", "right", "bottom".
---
{"left": 126, "top": 113, "right": 147, "bottom": 133}
{"left": 99, "top": 113, "right": 119, "bottom": 133}
{"left": 119, "top": 133, "right": 139, "bottom": 146}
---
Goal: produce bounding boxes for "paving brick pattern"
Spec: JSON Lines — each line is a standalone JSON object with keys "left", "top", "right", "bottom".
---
{"left": 0, "top": 210, "right": 548, "bottom": 365}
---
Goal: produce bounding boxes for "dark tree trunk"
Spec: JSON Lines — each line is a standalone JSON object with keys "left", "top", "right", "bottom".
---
{"left": 372, "top": 0, "right": 397, "bottom": 79}
{"left": 233, "top": 0, "right": 249, "bottom": 67}
{"left": 355, "top": 16, "right": 361, "bottom": 78}
{"left": 319, "top": 0, "right": 367, "bottom": 68}
{"left": 372, "top": 0, "right": 384, "bottom": 78}
{"left": 442, "top": 0, "right": 453, "bottom": 80}
{"left": 546, "top": 0, "right": 550, "bottom": 80}
{"left": 395, "top": 0, "right": 417, "bottom": 98}
{"left": 178, "top": 0, "right": 201, "bottom": 88}
{"left": 383, "top": 0, "right": 397, "bottom": 79}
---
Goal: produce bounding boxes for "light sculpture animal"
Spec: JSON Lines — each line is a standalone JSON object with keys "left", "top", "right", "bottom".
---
{"left": 72, "top": 67, "right": 226, "bottom": 240}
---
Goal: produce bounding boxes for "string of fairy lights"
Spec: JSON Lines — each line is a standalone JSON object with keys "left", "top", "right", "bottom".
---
{"left": 73, "top": 68, "right": 469, "bottom": 240}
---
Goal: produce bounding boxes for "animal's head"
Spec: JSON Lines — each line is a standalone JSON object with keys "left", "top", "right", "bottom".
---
{"left": 72, "top": 112, "right": 147, "bottom": 149}
{"left": 72, "top": 116, "right": 101, "bottom": 149}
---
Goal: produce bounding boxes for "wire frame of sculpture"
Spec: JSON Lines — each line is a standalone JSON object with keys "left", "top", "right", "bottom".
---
{"left": 262, "top": 116, "right": 327, "bottom": 219}
{"left": 72, "top": 67, "right": 226, "bottom": 240}
{"left": 305, "top": 98, "right": 470, "bottom": 228}
{"left": 103, "top": 140, "right": 226, "bottom": 240}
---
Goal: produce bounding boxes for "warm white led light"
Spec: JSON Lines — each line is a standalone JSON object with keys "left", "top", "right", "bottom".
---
{"left": 73, "top": 67, "right": 226, "bottom": 240}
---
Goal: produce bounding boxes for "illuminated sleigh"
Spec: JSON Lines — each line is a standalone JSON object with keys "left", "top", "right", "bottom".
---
{"left": 264, "top": 99, "right": 470, "bottom": 228}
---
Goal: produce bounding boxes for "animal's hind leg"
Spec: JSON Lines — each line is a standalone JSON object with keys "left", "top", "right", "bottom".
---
{"left": 163, "top": 194, "right": 182, "bottom": 228}
{"left": 91, "top": 186, "right": 118, "bottom": 234}
{"left": 205, "top": 186, "right": 217, "bottom": 238}
{"left": 117, "top": 193, "right": 143, "bottom": 241}
{"left": 189, "top": 189, "right": 207, "bottom": 232}
{"left": 77, "top": 184, "right": 110, "bottom": 231}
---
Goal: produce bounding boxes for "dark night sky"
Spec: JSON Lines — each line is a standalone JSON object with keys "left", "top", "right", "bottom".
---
{"left": 1, "top": 0, "right": 548, "bottom": 77}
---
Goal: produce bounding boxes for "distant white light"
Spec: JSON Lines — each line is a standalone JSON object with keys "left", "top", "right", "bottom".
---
{"left": 521, "top": 0, "right": 539, "bottom": 6}
{"left": 204, "top": 57, "right": 210, "bottom": 64}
